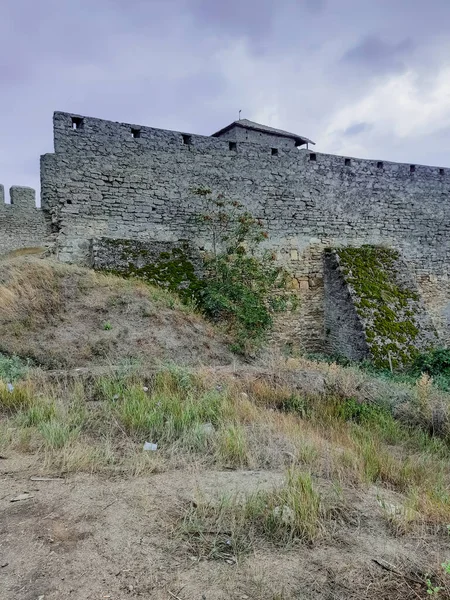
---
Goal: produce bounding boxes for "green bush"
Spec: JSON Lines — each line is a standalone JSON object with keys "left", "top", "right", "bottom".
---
{"left": 336, "top": 397, "right": 386, "bottom": 424}
{"left": 0, "top": 354, "right": 30, "bottom": 382}
{"left": 193, "top": 189, "right": 296, "bottom": 353}
{"left": 413, "top": 348, "right": 450, "bottom": 377}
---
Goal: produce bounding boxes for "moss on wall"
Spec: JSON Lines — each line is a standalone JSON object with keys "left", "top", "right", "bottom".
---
{"left": 336, "top": 245, "right": 436, "bottom": 369}
{"left": 94, "top": 238, "right": 204, "bottom": 304}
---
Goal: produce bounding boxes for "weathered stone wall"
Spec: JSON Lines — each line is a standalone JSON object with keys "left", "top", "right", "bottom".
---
{"left": 323, "top": 251, "right": 368, "bottom": 362}
{"left": 0, "top": 185, "right": 50, "bottom": 255}
{"left": 92, "top": 237, "right": 204, "bottom": 300}
{"left": 324, "top": 247, "right": 437, "bottom": 367}
{"left": 40, "top": 112, "right": 450, "bottom": 350}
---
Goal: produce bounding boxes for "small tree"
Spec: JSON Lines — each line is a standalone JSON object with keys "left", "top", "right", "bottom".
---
{"left": 193, "top": 188, "right": 296, "bottom": 354}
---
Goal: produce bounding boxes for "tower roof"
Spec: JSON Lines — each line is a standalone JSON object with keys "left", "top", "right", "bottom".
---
{"left": 212, "top": 118, "right": 315, "bottom": 146}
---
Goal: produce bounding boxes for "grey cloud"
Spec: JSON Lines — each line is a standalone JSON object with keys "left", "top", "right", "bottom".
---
{"left": 304, "top": 0, "right": 326, "bottom": 14}
{"left": 341, "top": 35, "right": 415, "bottom": 74}
{"left": 343, "top": 122, "right": 373, "bottom": 136}
{"left": 191, "top": 0, "right": 275, "bottom": 38}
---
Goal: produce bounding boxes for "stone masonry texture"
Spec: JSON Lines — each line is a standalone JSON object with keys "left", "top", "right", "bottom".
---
{"left": 0, "top": 185, "right": 50, "bottom": 255}
{"left": 323, "top": 251, "right": 369, "bottom": 362}
{"left": 324, "top": 248, "right": 437, "bottom": 367}
{"left": 92, "top": 237, "right": 204, "bottom": 298}
{"left": 2, "top": 109, "right": 449, "bottom": 353}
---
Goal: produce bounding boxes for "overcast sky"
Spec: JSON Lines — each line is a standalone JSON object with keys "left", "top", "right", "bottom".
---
{"left": 1, "top": 0, "right": 450, "bottom": 201}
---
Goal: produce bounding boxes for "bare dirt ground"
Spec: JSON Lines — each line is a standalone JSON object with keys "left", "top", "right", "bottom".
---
{"left": 1, "top": 454, "right": 446, "bottom": 600}
{"left": 2, "top": 256, "right": 450, "bottom": 599}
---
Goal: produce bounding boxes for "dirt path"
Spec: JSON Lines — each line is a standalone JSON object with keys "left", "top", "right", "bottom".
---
{"left": 0, "top": 456, "right": 445, "bottom": 600}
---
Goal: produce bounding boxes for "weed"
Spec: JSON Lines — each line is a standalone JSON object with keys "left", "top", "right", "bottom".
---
{"left": 0, "top": 354, "right": 30, "bottom": 381}
{"left": 109, "top": 372, "right": 231, "bottom": 450}
{"left": 39, "top": 421, "right": 81, "bottom": 449}
{"left": 180, "top": 469, "right": 339, "bottom": 563}
{"left": 15, "top": 401, "right": 56, "bottom": 427}
{"left": 0, "top": 381, "right": 34, "bottom": 414}
{"left": 216, "top": 423, "right": 249, "bottom": 467}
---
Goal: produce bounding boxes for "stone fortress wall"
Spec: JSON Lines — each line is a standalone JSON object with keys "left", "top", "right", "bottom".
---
{"left": 0, "top": 185, "right": 50, "bottom": 256}
{"left": 38, "top": 111, "right": 450, "bottom": 351}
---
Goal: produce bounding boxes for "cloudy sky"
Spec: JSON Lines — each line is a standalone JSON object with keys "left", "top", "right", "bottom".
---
{"left": 1, "top": 0, "right": 450, "bottom": 201}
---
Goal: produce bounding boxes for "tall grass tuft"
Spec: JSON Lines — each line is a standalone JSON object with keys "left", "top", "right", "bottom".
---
{"left": 216, "top": 423, "right": 249, "bottom": 468}
{"left": 39, "top": 420, "right": 81, "bottom": 449}
{"left": 0, "top": 380, "right": 35, "bottom": 414}
{"left": 180, "top": 469, "right": 339, "bottom": 563}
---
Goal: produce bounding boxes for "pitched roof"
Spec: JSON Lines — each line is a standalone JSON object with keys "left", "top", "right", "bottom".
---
{"left": 212, "top": 119, "right": 315, "bottom": 146}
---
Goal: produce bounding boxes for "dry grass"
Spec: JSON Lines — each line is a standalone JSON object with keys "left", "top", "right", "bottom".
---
{"left": 178, "top": 468, "right": 348, "bottom": 563}
{"left": 364, "top": 557, "right": 450, "bottom": 599}
{"left": 1, "top": 362, "right": 450, "bottom": 531}
{"left": 2, "top": 361, "right": 450, "bottom": 598}
{"left": 0, "top": 256, "right": 234, "bottom": 368}
{"left": 4, "top": 259, "right": 450, "bottom": 598}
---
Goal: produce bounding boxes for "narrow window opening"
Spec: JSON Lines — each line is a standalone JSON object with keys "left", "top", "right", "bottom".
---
{"left": 229, "top": 141, "right": 237, "bottom": 151}
{"left": 309, "top": 153, "right": 317, "bottom": 162}
{"left": 71, "top": 117, "right": 83, "bottom": 130}
{"left": 182, "top": 134, "right": 192, "bottom": 145}
{"left": 345, "top": 158, "right": 351, "bottom": 166}
{"left": 377, "top": 161, "right": 384, "bottom": 169}
{"left": 271, "top": 148, "right": 278, "bottom": 156}
{"left": 131, "top": 128, "right": 141, "bottom": 139}
{"left": 410, "top": 164, "right": 416, "bottom": 173}
{"left": 439, "top": 168, "right": 445, "bottom": 176}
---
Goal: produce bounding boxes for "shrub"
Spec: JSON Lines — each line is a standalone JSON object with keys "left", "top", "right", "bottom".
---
{"left": 193, "top": 189, "right": 296, "bottom": 353}
{"left": 0, "top": 354, "right": 30, "bottom": 382}
{"left": 413, "top": 348, "right": 450, "bottom": 377}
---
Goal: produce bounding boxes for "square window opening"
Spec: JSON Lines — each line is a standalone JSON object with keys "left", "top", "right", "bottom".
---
{"left": 71, "top": 117, "right": 83, "bottom": 130}
{"left": 229, "top": 141, "right": 237, "bottom": 151}
{"left": 410, "top": 165, "right": 416, "bottom": 173}
{"left": 345, "top": 158, "right": 351, "bottom": 166}
{"left": 309, "top": 153, "right": 317, "bottom": 162}
{"left": 271, "top": 148, "right": 279, "bottom": 156}
{"left": 131, "top": 128, "right": 141, "bottom": 139}
{"left": 377, "top": 161, "right": 384, "bottom": 169}
{"left": 182, "top": 134, "right": 192, "bottom": 145}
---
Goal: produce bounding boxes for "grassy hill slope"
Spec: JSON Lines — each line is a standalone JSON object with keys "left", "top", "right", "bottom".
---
{"left": 0, "top": 255, "right": 235, "bottom": 369}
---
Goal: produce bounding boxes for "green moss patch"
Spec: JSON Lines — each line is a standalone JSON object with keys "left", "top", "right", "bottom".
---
{"left": 335, "top": 246, "right": 435, "bottom": 369}
{"left": 97, "top": 239, "right": 204, "bottom": 304}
